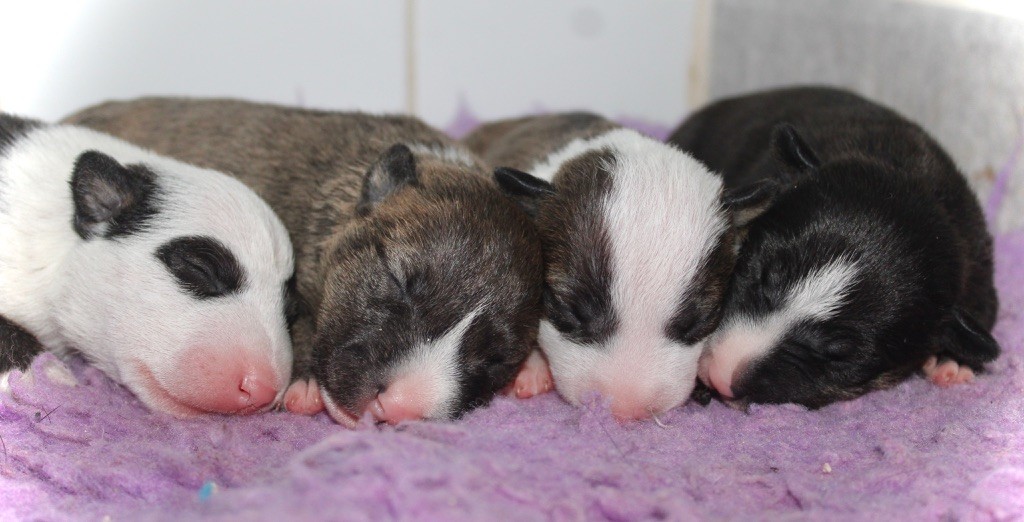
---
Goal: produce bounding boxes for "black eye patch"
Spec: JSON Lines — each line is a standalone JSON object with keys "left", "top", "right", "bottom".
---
{"left": 283, "top": 272, "right": 306, "bottom": 329}
{"left": 155, "top": 236, "right": 245, "bottom": 299}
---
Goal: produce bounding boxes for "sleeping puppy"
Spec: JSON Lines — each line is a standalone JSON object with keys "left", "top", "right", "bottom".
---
{"left": 464, "top": 113, "right": 774, "bottom": 421}
{"left": 66, "top": 99, "right": 543, "bottom": 426}
{"left": 667, "top": 86, "right": 1000, "bottom": 408}
{"left": 1, "top": 114, "right": 294, "bottom": 415}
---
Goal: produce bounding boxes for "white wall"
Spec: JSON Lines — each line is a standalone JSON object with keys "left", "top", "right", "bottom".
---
{"left": 0, "top": 1, "right": 409, "bottom": 119}
{"left": 2, "top": 1, "right": 1022, "bottom": 228}
{"left": 0, "top": 0, "right": 699, "bottom": 133}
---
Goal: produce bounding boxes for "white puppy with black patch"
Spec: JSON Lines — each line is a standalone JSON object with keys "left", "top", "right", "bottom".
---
{"left": 464, "top": 113, "right": 774, "bottom": 421}
{"left": 0, "top": 113, "right": 295, "bottom": 416}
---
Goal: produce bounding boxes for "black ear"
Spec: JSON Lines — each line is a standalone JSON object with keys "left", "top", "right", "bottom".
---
{"left": 356, "top": 143, "right": 418, "bottom": 216}
{"left": 770, "top": 123, "right": 820, "bottom": 182}
{"left": 722, "top": 178, "right": 779, "bottom": 227}
{"left": 494, "top": 167, "right": 554, "bottom": 217}
{"left": 70, "top": 150, "right": 157, "bottom": 240}
{"left": 940, "top": 308, "right": 1000, "bottom": 372}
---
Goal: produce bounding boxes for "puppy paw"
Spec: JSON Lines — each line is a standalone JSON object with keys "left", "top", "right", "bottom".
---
{"left": 506, "top": 350, "right": 553, "bottom": 399}
{"left": 284, "top": 378, "right": 324, "bottom": 414}
{"left": 922, "top": 356, "right": 975, "bottom": 387}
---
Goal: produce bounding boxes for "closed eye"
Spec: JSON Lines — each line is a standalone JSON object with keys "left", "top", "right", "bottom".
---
{"left": 155, "top": 236, "right": 245, "bottom": 299}
{"left": 544, "top": 287, "right": 583, "bottom": 334}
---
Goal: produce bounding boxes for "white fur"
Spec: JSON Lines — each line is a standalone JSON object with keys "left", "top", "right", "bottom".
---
{"left": 407, "top": 143, "right": 477, "bottom": 168}
{"left": 535, "top": 129, "right": 728, "bottom": 413}
{"left": 0, "top": 123, "right": 294, "bottom": 413}
{"left": 387, "top": 306, "right": 481, "bottom": 419}
{"left": 706, "top": 258, "right": 861, "bottom": 376}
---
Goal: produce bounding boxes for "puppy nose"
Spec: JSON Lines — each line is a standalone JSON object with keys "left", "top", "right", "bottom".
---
{"left": 239, "top": 374, "right": 278, "bottom": 409}
{"left": 174, "top": 347, "right": 280, "bottom": 414}
{"left": 608, "top": 397, "right": 655, "bottom": 421}
{"left": 197, "top": 363, "right": 279, "bottom": 413}
{"left": 595, "top": 382, "right": 667, "bottom": 422}
{"left": 369, "top": 375, "right": 430, "bottom": 424}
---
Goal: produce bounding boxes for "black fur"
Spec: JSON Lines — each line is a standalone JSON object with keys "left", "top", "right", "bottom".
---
{"left": 70, "top": 151, "right": 160, "bottom": 240}
{"left": 490, "top": 151, "right": 621, "bottom": 348}
{"left": 494, "top": 167, "right": 556, "bottom": 217}
{"left": 668, "top": 86, "right": 999, "bottom": 408}
{"left": 155, "top": 236, "right": 246, "bottom": 299}
{"left": 535, "top": 151, "right": 619, "bottom": 348}
{"left": 283, "top": 272, "right": 306, "bottom": 331}
{"left": 0, "top": 114, "right": 40, "bottom": 157}
{"left": 0, "top": 314, "right": 43, "bottom": 372}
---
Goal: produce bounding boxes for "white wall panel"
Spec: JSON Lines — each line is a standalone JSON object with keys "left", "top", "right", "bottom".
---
{"left": 0, "top": 0, "right": 408, "bottom": 121}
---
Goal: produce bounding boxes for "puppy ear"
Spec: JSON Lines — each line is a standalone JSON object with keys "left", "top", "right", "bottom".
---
{"left": 357, "top": 143, "right": 418, "bottom": 216}
{"left": 493, "top": 167, "right": 554, "bottom": 217}
{"left": 722, "top": 178, "right": 779, "bottom": 227}
{"left": 70, "top": 150, "right": 157, "bottom": 240}
{"left": 770, "top": 123, "right": 820, "bottom": 182}
{"left": 940, "top": 309, "right": 1000, "bottom": 372}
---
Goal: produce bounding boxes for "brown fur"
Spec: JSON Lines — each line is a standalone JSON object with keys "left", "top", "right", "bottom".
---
{"left": 65, "top": 99, "right": 543, "bottom": 416}
{"left": 463, "top": 112, "right": 618, "bottom": 171}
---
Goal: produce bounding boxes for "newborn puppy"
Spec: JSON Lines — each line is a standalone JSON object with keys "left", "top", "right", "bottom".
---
{"left": 67, "top": 99, "right": 543, "bottom": 426}
{"left": 667, "top": 86, "right": 1000, "bottom": 408}
{"left": 463, "top": 113, "right": 774, "bottom": 421}
{"left": 0, "top": 113, "right": 294, "bottom": 415}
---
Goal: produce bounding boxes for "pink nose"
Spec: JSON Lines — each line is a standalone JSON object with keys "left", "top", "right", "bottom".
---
{"left": 595, "top": 383, "right": 665, "bottom": 422}
{"left": 609, "top": 397, "right": 655, "bottom": 422}
{"left": 170, "top": 347, "right": 280, "bottom": 414}
{"left": 238, "top": 374, "right": 279, "bottom": 410}
{"left": 368, "top": 375, "right": 430, "bottom": 425}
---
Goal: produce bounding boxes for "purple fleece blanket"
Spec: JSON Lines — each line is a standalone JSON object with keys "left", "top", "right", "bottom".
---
{"left": 2, "top": 118, "right": 1022, "bottom": 521}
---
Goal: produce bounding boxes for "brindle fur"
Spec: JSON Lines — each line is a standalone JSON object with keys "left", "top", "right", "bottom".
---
{"left": 463, "top": 112, "right": 618, "bottom": 172}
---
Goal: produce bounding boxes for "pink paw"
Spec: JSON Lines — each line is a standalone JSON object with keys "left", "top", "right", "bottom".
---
{"left": 284, "top": 378, "right": 325, "bottom": 414}
{"left": 922, "top": 356, "right": 975, "bottom": 387}
{"left": 507, "top": 350, "right": 554, "bottom": 399}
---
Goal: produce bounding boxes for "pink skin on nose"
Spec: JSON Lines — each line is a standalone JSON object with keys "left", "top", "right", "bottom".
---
{"left": 370, "top": 374, "right": 432, "bottom": 425}
{"left": 592, "top": 380, "right": 667, "bottom": 422}
{"left": 319, "top": 372, "right": 442, "bottom": 428}
{"left": 154, "top": 346, "right": 280, "bottom": 415}
{"left": 608, "top": 394, "right": 654, "bottom": 422}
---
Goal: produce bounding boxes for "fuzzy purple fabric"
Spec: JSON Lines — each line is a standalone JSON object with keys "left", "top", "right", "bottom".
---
{"left": 2, "top": 117, "right": 1022, "bottom": 521}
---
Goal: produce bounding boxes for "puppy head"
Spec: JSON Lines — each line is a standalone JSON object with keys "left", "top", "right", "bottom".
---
{"left": 312, "top": 144, "right": 543, "bottom": 426}
{"left": 50, "top": 130, "right": 295, "bottom": 416}
{"left": 494, "top": 129, "right": 773, "bottom": 420}
{"left": 699, "top": 124, "right": 999, "bottom": 408}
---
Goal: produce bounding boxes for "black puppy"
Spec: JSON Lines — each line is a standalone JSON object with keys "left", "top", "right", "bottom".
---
{"left": 668, "top": 86, "right": 999, "bottom": 408}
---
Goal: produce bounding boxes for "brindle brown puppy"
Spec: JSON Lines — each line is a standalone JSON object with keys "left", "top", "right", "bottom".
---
{"left": 66, "top": 99, "right": 543, "bottom": 426}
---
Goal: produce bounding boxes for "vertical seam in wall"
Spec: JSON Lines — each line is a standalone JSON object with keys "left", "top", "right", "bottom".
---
{"left": 405, "top": 0, "right": 417, "bottom": 115}
{"left": 687, "top": 0, "right": 714, "bottom": 111}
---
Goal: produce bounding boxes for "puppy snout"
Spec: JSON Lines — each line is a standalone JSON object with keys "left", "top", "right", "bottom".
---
{"left": 172, "top": 346, "right": 281, "bottom": 414}
{"left": 368, "top": 374, "right": 432, "bottom": 425}
{"left": 594, "top": 380, "right": 672, "bottom": 422}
